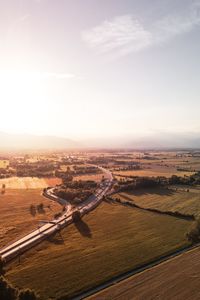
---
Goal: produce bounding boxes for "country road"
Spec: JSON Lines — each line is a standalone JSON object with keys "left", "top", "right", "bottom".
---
{"left": 0, "top": 166, "right": 113, "bottom": 263}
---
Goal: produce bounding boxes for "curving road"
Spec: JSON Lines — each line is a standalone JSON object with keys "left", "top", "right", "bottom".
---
{"left": 0, "top": 166, "right": 113, "bottom": 263}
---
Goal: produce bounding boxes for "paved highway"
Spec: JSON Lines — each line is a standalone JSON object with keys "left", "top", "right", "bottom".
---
{"left": 0, "top": 166, "right": 113, "bottom": 263}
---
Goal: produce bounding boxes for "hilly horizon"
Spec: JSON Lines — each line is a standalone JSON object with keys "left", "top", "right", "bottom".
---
{"left": 0, "top": 131, "right": 199, "bottom": 150}
{"left": 0, "top": 132, "right": 80, "bottom": 150}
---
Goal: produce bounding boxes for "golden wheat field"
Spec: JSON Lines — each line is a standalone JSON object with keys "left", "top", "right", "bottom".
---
{"left": 6, "top": 202, "right": 190, "bottom": 299}
{"left": 0, "top": 177, "right": 61, "bottom": 189}
{"left": 112, "top": 187, "right": 200, "bottom": 217}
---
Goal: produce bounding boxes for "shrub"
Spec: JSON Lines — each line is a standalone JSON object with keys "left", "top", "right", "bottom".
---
{"left": 36, "top": 203, "right": 45, "bottom": 214}
{"left": 0, "top": 258, "right": 5, "bottom": 276}
{"left": 29, "top": 205, "right": 36, "bottom": 217}
{"left": 18, "top": 288, "right": 38, "bottom": 300}
{"left": 54, "top": 212, "right": 62, "bottom": 219}
{"left": 0, "top": 276, "right": 17, "bottom": 300}
{"left": 0, "top": 276, "right": 39, "bottom": 300}
{"left": 186, "top": 218, "right": 200, "bottom": 243}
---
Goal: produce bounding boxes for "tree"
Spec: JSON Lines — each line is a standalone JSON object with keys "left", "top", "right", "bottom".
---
{"left": 0, "top": 276, "right": 17, "bottom": 300}
{"left": 0, "top": 258, "right": 5, "bottom": 275}
{"left": 29, "top": 205, "right": 36, "bottom": 217}
{"left": 1, "top": 184, "right": 6, "bottom": 194}
{"left": 187, "top": 218, "right": 200, "bottom": 243}
{"left": 18, "top": 288, "right": 38, "bottom": 300}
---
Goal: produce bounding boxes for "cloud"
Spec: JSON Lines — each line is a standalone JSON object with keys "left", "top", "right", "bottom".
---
{"left": 82, "top": 15, "right": 152, "bottom": 58}
{"left": 154, "top": 3, "right": 200, "bottom": 44}
{"left": 82, "top": 2, "right": 200, "bottom": 58}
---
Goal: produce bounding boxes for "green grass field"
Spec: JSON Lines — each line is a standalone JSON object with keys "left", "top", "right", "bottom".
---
{"left": 6, "top": 202, "right": 191, "bottom": 300}
{"left": 112, "top": 187, "right": 200, "bottom": 217}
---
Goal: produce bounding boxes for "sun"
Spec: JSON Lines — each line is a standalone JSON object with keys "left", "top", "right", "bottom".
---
{"left": 0, "top": 70, "right": 47, "bottom": 134}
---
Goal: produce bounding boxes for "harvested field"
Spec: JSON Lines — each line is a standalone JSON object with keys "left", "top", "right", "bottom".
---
{"left": 0, "top": 189, "right": 61, "bottom": 247}
{"left": 0, "top": 177, "right": 61, "bottom": 189}
{"left": 7, "top": 202, "right": 190, "bottom": 300}
{"left": 74, "top": 173, "right": 104, "bottom": 182}
{"left": 88, "top": 246, "right": 200, "bottom": 300}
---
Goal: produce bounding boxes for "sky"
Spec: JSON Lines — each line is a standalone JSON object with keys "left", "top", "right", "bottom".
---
{"left": 0, "top": 0, "right": 200, "bottom": 143}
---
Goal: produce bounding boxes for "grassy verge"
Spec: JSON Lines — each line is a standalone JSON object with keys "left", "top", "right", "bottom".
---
{"left": 6, "top": 202, "right": 191, "bottom": 300}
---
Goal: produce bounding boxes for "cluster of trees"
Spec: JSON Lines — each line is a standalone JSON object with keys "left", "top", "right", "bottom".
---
{"left": 55, "top": 188, "right": 92, "bottom": 204}
{"left": 55, "top": 171, "right": 73, "bottom": 182}
{"left": 56, "top": 165, "right": 100, "bottom": 179}
{"left": 142, "top": 155, "right": 158, "bottom": 160}
{"left": 115, "top": 176, "right": 162, "bottom": 192}
{"left": 169, "top": 173, "right": 200, "bottom": 185}
{"left": 29, "top": 203, "right": 45, "bottom": 216}
{"left": 0, "top": 168, "right": 15, "bottom": 179}
{"left": 187, "top": 218, "right": 200, "bottom": 243}
{"left": 115, "top": 172, "right": 200, "bottom": 193}
{"left": 54, "top": 212, "right": 62, "bottom": 219}
{"left": 60, "top": 158, "right": 82, "bottom": 165}
{"left": 0, "top": 277, "right": 38, "bottom": 300}
{"left": 113, "top": 164, "right": 141, "bottom": 172}
{"left": 0, "top": 259, "right": 38, "bottom": 300}
{"left": 73, "top": 165, "right": 99, "bottom": 174}
{"left": 63, "top": 180, "right": 97, "bottom": 190}
{"left": 15, "top": 161, "right": 56, "bottom": 177}
{"left": 87, "top": 157, "right": 113, "bottom": 165}
{"left": 54, "top": 180, "right": 97, "bottom": 205}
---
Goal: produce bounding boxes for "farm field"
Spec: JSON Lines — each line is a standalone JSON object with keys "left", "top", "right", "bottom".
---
{"left": 0, "top": 176, "right": 61, "bottom": 189}
{"left": 137, "top": 155, "right": 200, "bottom": 172}
{"left": 88, "top": 246, "right": 200, "bottom": 300}
{"left": 74, "top": 173, "right": 104, "bottom": 182}
{"left": 113, "top": 168, "right": 195, "bottom": 178}
{"left": 0, "top": 159, "right": 9, "bottom": 168}
{"left": 0, "top": 189, "right": 61, "bottom": 247}
{"left": 6, "top": 202, "right": 191, "bottom": 300}
{"left": 112, "top": 187, "right": 200, "bottom": 217}
{"left": 59, "top": 163, "right": 87, "bottom": 171}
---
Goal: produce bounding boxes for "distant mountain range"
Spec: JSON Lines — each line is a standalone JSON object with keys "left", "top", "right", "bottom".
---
{"left": 84, "top": 132, "right": 200, "bottom": 149}
{"left": 0, "top": 131, "right": 199, "bottom": 150}
{"left": 0, "top": 132, "right": 80, "bottom": 150}
{"left": 124, "top": 132, "right": 200, "bottom": 149}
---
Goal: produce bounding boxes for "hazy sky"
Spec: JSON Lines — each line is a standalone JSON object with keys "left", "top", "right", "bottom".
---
{"left": 0, "top": 0, "right": 200, "bottom": 140}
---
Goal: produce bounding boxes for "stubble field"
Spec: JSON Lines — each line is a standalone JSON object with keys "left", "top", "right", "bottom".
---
{"left": 0, "top": 189, "right": 61, "bottom": 247}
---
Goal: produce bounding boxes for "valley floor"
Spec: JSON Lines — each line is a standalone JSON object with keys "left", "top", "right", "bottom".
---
{"left": 6, "top": 201, "right": 191, "bottom": 299}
